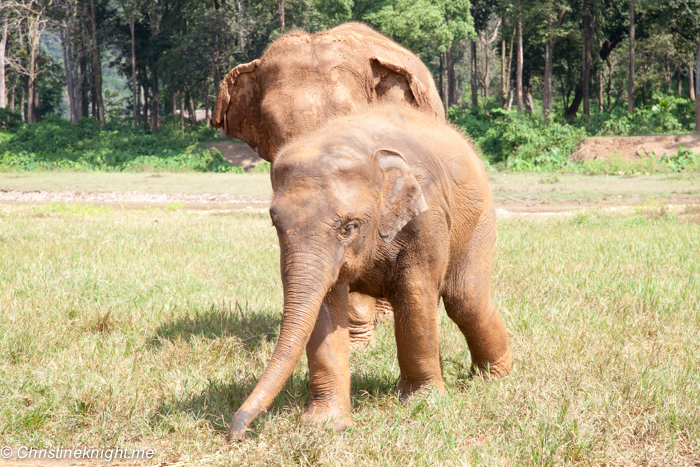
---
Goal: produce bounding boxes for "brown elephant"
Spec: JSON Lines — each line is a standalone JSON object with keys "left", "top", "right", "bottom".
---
{"left": 227, "top": 104, "right": 511, "bottom": 442}
{"left": 211, "top": 22, "right": 446, "bottom": 343}
{"left": 210, "top": 22, "right": 444, "bottom": 162}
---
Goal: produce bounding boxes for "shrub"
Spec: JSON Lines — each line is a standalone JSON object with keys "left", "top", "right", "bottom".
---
{"left": 449, "top": 104, "right": 586, "bottom": 171}
{"left": 0, "top": 116, "right": 238, "bottom": 172}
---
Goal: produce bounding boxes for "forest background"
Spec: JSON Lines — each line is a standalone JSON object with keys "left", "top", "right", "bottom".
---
{"left": 0, "top": 0, "right": 699, "bottom": 173}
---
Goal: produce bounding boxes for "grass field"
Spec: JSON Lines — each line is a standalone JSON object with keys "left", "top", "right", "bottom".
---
{"left": 1, "top": 201, "right": 699, "bottom": 465}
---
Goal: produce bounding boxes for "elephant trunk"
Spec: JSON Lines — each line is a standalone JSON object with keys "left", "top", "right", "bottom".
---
{"left": 228, "top": 243, "right": 338, "bottom": 442}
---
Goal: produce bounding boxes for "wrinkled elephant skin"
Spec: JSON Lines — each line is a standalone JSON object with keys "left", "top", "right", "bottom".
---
{"left": 211, "top": 22, "right": 445, "bottom": 344}
{"left": 211, "top": 22, "right": 444, "bottom": 163}
{"left": 227, "top": 105, "right": 511, "bottom": 442}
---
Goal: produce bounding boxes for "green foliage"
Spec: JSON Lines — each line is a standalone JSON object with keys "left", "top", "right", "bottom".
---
{"left": 659, "top": 145, "right": 700, "bottom": 172}
{"left": 365, "top": 0, "right": 474, "bottom": 57}
{"left": 449, "top": 104, "right": 586, "bottom": 171}
{"left": 0, "top": 117, "right": 238, "bottom": 172}
{"left": 574, "top": 93, "right": 697, "bottom": 137}
{"left": 0, "top": 109, "right": 23, "bottom": 132}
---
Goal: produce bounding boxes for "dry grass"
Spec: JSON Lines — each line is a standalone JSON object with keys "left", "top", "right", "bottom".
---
{"left": 1, "top": 204, "right": 699, "bottom": 466}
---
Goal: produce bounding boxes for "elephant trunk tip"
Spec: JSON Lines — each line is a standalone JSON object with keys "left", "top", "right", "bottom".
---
{"left": 227, "top": 407, "right": 257, "bottom": 443}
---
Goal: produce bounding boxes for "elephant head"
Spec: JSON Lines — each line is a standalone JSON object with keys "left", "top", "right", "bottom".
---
{"left": 211, "top": 23, "right": 444, "bottom": 162}
{"left": 227, "top": 138, "right": 428, "bottom": 441}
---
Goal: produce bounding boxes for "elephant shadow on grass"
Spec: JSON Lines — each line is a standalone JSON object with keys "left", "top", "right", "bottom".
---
{"left": 149, "top": 301, "right": 280, "bottom": 352}
{"left": 150, "top": 301, "right": 399, "bottom": 434}
{"left": 153, "top": 362, "right": 398, "bottom": 435}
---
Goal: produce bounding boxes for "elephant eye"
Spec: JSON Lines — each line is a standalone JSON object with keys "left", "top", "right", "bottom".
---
{"left": 338, "top": 222, "right": 358, "bottom": 241}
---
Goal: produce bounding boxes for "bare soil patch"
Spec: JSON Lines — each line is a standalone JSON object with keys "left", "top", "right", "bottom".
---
{"left": 570, "top": 135, "right": 700, "bottom": 161}
{"left": 202, "top": 140, "right": 265, "bottom": 170}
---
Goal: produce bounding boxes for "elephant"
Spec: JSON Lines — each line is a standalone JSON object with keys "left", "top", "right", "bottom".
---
{"left": 210, "top": 22, "right": 446, "bottom": 344}
{"left": 227, "top": 104, "right": 512, "bottom": 442}
{"left": 210, "top": 22, "right": 444, "bottom": 163}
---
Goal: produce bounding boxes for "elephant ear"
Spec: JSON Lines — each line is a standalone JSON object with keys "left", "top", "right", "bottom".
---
{"left": 211, "top": 59, "right": 273, "bottom": 162}
{"left": 370, "top": 56, "right": 439, "bottom": 118}
{"left": 374, "top": 149, "right": 429, "bottom": 243}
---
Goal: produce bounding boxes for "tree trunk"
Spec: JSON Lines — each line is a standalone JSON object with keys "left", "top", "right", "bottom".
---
{"left": 79, "top": 55, "right": 89, "bottom": 119}
{"left": 503, "top": 29, "right": 515, "bottom": 109}
{"left": 501, "top": 36, "right": 506, "bottom": 107}
{"left": 180, "top": 93, "right": 185, "bottom": 131}
{"left": 438, "top": 52, "right": 444, "bottom": 104}
{"left": 677, "top": 67, "right": 683, "bottom": 97}
{"left": 543, "top": 41, "right": 552, "bottom": 123}
{"left": 27, "top": 31, "right": 36, "bottom": 122}
{"left": 524, "top": 86, "right": 534, "bottom": 113}
{"left": 9, "top": 78, "right": 15, "bottom": 111}
{"left": 20, "top": 77, "right": 26, "bottom": 122}
{"left": 0, "top": 17, "right": 7, "bottom": 109}
{"left": 446, "top": 45, "right": 456, "bottom": 108}
{"left": 482, "top": 34, "right": 490, "bottom": 100}
{"left": 598, "top": 67, "right": 604, "bottom": 112}
{"left": 471, "top": 40, "right": 478, "bottom": 107}
{"left": 565, "top": 86, "right": 583, "bottom": 119}
{"left": 582, "top": 4, "right": 592, "bottom": 118}
{"left": 508, "top": 88, "right": 514, "bottom": 110}
{"left": 696, "top": 40, "right": 700, "bottom": 133}
{"left": 277, "top": 0, "right": 285, "bottom": 33}
{"left": 690, "top": 64, "right": 696, "bottom": 101}
{"left": 61, "top": 27, "right": 78, "bottom": 123}
{"left": 516, "top": 14, "right": 523, "bottom": 113}
{"left": 189, "top": 93, "right": 196, "bottom": 126}
{"left": 142, "top": 82, "right": 148, "bottom": 126}
{"left": 131, "top": 19, "right": 138, "bottom": 126}
{"left": 606, "top": 56, "right": 614, "bottom": 111}
{"left": 628, "top": 0, "right": 635, "bottom": 113}
{"left": 89, "top": 0, "right": 105, "bottom": 125}
{"left": 91, "top": 72, "right": 97, "bottom": 118}
{"left": 151, "top": 67, "right": 159, "bottom": 132}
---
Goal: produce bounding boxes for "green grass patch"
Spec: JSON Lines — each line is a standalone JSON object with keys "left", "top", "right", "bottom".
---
{"left": 1, "top": 205, "right": 698, "bottom": 464}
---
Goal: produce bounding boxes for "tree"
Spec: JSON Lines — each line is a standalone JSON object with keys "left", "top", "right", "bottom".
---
{"left": 116, "top": 0, "right": 144, "bottom": 126}
{"left": 0, "top": 6, "right": 7, "bottom": 109}
{"left": 516, "top": 4, "right": 523, "bottom": 113}
{"left": 581, "top": 0, "right": 595, "bottom": 118}
{"left": 628, "top": 0, "right": 634, "bottom": 112}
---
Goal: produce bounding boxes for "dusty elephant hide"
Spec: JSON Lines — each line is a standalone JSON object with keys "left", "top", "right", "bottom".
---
{"left": 210, "top": 22, "right": 445, "bottom": 163}
{"left": 227, "top": 104, "right": 511, "bottom": 442}
{"left": 210, "top": 22, "right": 445, "bottom": 345}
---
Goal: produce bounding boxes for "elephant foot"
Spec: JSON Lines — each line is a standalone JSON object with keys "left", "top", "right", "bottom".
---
{"left": 397, "top": 378, "right": 445, "bottom": 402}
{"left": 302, "top": 404, "right": 353, "bottom": 431}
{"left": 471, "top": 350, "right": 512, "bottom": 379}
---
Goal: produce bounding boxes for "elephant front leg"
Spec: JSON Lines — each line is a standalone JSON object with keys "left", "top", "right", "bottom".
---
{"left": 303, "top": 284, "right": 352, "bottom": 431}
{"left": 390, "top": 274, "right": 444, "bottom": 400}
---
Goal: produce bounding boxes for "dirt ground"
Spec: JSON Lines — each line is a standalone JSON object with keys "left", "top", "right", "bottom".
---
{"left": 570, "top": 134, "right": 700, "bottom": 161}
{"left": 1, "top": 172, "right": 699, "bottom": 216}
{"left": 202, "top": 140, "right": 266, "bottom": 170}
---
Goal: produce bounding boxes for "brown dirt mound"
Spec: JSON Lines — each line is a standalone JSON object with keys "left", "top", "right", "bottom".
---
{"left": 202, "top": 140, "right": 266, "bottom": 170}
{"left": 570, "top": 135, "right": 700, "bottom": 161}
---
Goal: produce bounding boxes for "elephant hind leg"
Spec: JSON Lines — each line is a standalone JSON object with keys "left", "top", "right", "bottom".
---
{"left": 375, "top": 297, "right": 394, "bottom": 323}
{"left": 443, "top": 215, "right": 511, "bottom": 378}
{"left": 347, "top": 292, "right": 377, "bottom": 344}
